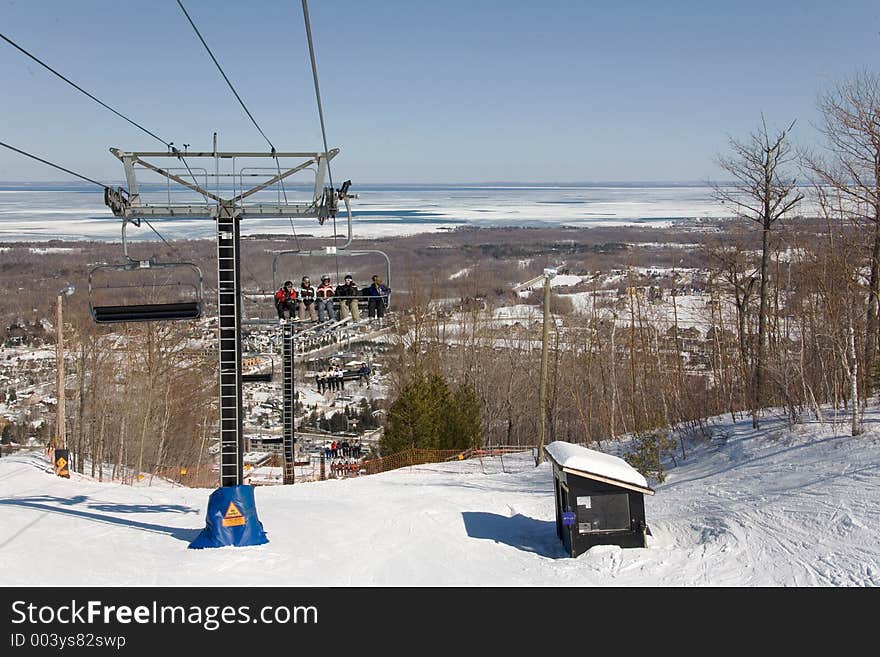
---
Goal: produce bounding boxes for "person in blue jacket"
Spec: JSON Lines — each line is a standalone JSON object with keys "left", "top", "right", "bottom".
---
{"left": 365, "top": 275, "right": 390, "bottom": 319}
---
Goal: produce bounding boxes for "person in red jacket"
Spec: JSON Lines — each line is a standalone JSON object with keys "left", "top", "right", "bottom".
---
{"left": 274, "top": 280, "right": 298, "bottom": 320}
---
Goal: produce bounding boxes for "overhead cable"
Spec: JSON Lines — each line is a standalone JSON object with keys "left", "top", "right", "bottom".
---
{"left": 0, "top": 140, "right": 107, "bottom": 188}
{"left": 0, "top": 140, "right": 177, "bottom": 248}
{"left": 0, "top": 32, "right": 170, "bottom": 149}
{"left": 0, "top": 31, "right": 209, "bottom": 203}
{"left": 301, "top": 0, "right": 339, "bottom": 274}
{"left": 176, "top": 0, "right": 276, "bottom": 153}
{"left": 301, "top": 0, "right": 333, "bottom": 190}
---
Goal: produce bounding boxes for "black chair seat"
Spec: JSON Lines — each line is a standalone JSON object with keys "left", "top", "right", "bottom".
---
{"left": 92, "top": 302, "right": 202, "bottom": 323}
{"left": 242, "top": 373, "right": 272, "bottom": 383}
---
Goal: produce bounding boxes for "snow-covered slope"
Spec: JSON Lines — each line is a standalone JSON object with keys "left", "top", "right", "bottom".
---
{"left": 0, "top": 409, "right": 877, "bottom": 586}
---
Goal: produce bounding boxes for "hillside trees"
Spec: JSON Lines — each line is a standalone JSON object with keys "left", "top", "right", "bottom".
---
{"left": 67, "top": 318, "right": 216, "bottom": 481}
{"left": 704, "top": 228, "right": 758, "bottom": 419}
{"left": 798, "top": 187, "right": 868, "bottom": 435}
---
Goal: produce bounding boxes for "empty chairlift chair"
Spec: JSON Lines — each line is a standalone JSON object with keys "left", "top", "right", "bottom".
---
{"left": 88, "top": 259, "right": 205, "bottom": 324}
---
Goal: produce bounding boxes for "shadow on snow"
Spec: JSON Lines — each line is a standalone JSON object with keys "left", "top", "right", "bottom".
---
{"left": 461, "top": 511, "right": 565, "bottom": 558}
{"left": 0, "top": 495, "right": 201, "bottom": 543}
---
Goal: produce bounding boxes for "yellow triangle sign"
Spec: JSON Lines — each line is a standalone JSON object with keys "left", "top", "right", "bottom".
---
{"left": 221, "top": 501, "right": 246, "bottom": 527}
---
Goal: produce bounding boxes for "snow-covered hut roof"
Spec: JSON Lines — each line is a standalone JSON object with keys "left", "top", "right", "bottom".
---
{"left": 544, "top": 441, "right": 654, "bottom": 494}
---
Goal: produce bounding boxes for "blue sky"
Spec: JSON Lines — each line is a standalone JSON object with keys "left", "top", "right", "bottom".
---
{"left": 1, "top": 0, "right": 878, "bottom": 183}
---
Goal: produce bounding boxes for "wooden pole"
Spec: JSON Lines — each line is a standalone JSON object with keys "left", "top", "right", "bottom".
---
{"left": 55, "top": 293, "right": 65, "bottom": 450}
{"left": 536, "top": 273, "right": 551, "bottom": 465}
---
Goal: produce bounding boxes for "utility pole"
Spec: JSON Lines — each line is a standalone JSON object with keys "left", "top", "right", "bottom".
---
{"left": 53, "top": 284, "right": 74, "bottom": 477}
{"left": 54, "top": 294, "right": 64, "bottom": 450}
{"left": 536, "top": 267, "right": 556, "bottom": 465}
{"left": 53, "top": 284, "right": 75, "bottom": 449}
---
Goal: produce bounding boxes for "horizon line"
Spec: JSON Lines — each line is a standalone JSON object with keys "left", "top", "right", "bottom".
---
{"left": 0, "top": 179, "right": 723, "bottom": 187}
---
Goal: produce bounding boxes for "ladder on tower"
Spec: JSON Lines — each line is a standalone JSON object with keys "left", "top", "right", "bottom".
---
{"left": 282, "top": 322, "right": 295, "bottom": 485}
{"left": 217, "top": 202, "right": 244, "bottom": 488}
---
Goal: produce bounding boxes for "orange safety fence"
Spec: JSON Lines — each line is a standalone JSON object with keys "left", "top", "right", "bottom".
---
{"left": 449, "top": 445, "right": 537, "bottom": 461}
{"left": 359, "top": 448, "right": 465, "bottom": 476}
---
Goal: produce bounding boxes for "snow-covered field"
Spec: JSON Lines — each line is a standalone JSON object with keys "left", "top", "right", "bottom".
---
{"left": 1, "top": 407, "right": 877, "bottom": 586}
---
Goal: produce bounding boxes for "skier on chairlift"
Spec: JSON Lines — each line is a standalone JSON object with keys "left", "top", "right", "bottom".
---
{"left": 274, "top": 280, "right": 298, "bottom": 321}
{"left": 299, "top": 275, "right": 318, "bottom": 322}
{"left": 316, "top": 275, "right": 337, "bottom": 322}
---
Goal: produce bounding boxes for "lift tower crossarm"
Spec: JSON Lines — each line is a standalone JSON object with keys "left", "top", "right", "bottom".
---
{"left": 105, "top": 148, "right": 340, "bottom": 221}
{"left": 111, "top": 203, "right": 324, "bottom": 219}
{"left": 112, "top": 150, "right": 336, "bottom": 159}
{"left": 230, "top": 157, "right": 322, "bottom": 204}
{"left": 111, "top": 149, "right": 224, "bottom": 204}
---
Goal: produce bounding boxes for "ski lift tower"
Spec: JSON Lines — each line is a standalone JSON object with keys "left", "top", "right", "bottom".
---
{"left": 103, "top": 141, "right": 348, "bottom": 548}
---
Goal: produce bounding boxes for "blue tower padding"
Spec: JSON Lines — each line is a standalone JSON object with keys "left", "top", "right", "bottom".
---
{"left": 189, "top": 485, "right": 268, "bottom": 549}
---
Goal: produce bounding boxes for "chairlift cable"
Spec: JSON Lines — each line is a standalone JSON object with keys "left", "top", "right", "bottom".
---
{"left": 272, "top": 157, "right": 303, "bottom": 251}
{"left": 140, "top": 217, "right": 176, "bottom": 250}
{"left": 0, "top": 31, "right": 207, "bottom": 204}
{"left": 0, "top": 141, "right": 107, "bottom": 189}
{"left": 0, "top": 142, "right": 180, "bottom": 255}
{"left": 288, "top": 215, "right": 302, "bottom": 252}
{"left": 301, "top": 0, "right": 340, "bottom": 279}
{"left": 300, "top": 0, "right": 333, "bottom": 191}
{"left": 176, "top": 0, "right": 276, "bottom": 153}
{"left": 0, "top": 32, "right": 169, "bottom": 149}
{"left": 170, "top": 145, "right": 212, "bottom": 205}
{"left": 176, "top": 0, "right": 298, "bottom": 256}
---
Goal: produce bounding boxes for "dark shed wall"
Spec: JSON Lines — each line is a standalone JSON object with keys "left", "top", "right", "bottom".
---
{"left": 552, "top": 468, "right": 648, "bottom": 555}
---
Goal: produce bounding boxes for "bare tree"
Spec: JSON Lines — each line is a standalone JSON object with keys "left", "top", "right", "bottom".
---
{"left": 714, "top": 117, "right": 803, "bottom": 427}
{"left": 803, "top": 71, "right": 880, "bottom": 389}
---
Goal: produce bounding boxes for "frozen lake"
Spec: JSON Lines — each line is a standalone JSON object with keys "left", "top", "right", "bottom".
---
{"left": 0, "top": 182, "right": 733, "bottom": 242}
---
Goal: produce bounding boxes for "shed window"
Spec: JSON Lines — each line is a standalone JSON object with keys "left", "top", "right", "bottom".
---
{"left": 576, "top": 493, "right": 630, "bottom": 533}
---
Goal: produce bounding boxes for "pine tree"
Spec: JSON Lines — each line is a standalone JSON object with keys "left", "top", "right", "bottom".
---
{"left": 441, "top": 382, "right": 481, "bottom": 450}
{"left": 623, "top": 429, "right": 678, "bottom": 483}
{"left": 382, "top": 374, "right": 440, "bottom": 453}
{"left": 382, "top": 373, "right": 481, "bottom": 453}
{"left": 329, "top": 411, "right": 348, "bottom": 433}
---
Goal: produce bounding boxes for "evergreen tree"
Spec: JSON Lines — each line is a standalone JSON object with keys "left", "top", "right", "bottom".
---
{"left": 382, "top": 374, "right": 439, "bottom": 453}
{"left": 442, "top": 382, "right": 481, "bottom": 450}
{"left": 382, "top": 373, "right": 481, "bottom": 453}
{"left": 329, "top": 411, "right": 348, "bottom": 433}
{"left": 355, "top": 398, "right": 378, "bottom": 430}
{"left": 624, "top": 429, "right": 678, "bottom": 483}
